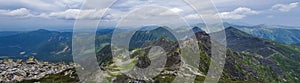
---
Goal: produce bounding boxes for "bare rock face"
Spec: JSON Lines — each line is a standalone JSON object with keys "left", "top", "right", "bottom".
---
{"left": 26, "top": 56, "right": 38, "bottom": 64}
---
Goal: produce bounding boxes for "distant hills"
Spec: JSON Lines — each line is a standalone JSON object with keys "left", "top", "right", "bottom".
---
{"left": 0, "top": 29, "right": 116, "bottom": 62}
{"left": 236, "top": 24, "right": 300, "bottom": 44}
{"left": 0, "top": 31, "right": 24, "bottom": 37}
{"left": 223, "top": 23, "right": 300, "bottom": 44}
{"left": 0, "top": 29, "right": 72, "bottom": 62}
{"left": 192, "top": 22, "right": 300, "bottom": 44}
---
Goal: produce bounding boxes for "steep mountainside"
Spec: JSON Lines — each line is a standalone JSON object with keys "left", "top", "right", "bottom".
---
{"left": 219, "top": 27, "right": 300, "bottom": 62}
{"left": 214, "top": 27, "right": 278, "bottom": 57}
{"left": 215, "top": 27, "right": 300, "bottom": 82}
{"left": 94, "top": 26, "right": 299, "bottom": 82}
{"left": 129, "top": 27, "right": 177, "bottom": 50}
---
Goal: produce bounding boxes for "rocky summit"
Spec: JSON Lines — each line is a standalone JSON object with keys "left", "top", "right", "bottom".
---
{"left": 0, "top": 57, "right": 78, "bottom": 82}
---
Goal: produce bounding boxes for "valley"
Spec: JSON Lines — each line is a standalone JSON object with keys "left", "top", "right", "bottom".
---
{"left": 0, "top": 23, "right": 299, "bottom": 82}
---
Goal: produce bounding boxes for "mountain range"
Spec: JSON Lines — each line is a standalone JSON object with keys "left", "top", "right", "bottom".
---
{"left": 223, "top": 23, "right": 300, "bottom": 44}
{"left": 0, "top": 23, "right": 299, "bottom": 82}
{"left": 93, "top": 26, "right": 299, "bottom": 82}
{"left": 190, "top": 22, "right": 300, "bottom": 44}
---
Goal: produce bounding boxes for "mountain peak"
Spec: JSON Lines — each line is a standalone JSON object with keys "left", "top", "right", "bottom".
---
{"left": 225, "top": 26, "right": 239, "bottom": 31}
{"left": 225, "top": 26, "right": 253, "bottom": 38}
{"left": 33, "top": 29, "right": 51, "bottom": 33}
{"left": 139, "top": 25, "right": 160, "bottom": 31}
{"left": 152, "top": 26, "right": 169, "bottom": 31}
{"left": 192, "top": 27, "right": 202, "bottom": 33}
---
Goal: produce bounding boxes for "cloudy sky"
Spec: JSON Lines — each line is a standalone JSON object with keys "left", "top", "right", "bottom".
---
{"left": 0, "top": 0, "right": 299, "bottom": 31}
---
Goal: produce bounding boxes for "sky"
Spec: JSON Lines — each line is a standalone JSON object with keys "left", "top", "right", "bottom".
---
{"left": 0, "top": 0, "right": 299, "bottom": 31}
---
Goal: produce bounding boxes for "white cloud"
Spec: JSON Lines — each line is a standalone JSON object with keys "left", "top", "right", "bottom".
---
{"left": 170, "top": 8, "right": 184, "bottom": 13}
{"left": 271, "top": 2, "right": 298, "bottom": 12}
{"left": 184, "top": 14, "right": 201, "bottom": 19}
{"left": 0, "top": 8, "right": 110, "bottom": 20}
{"left": 53, "top": 0, "right": 83, "bottom": 9}
{"left": 0, "top": 0, "right": 235, "bottom": 21}
{"left": 112, "top": 6, "right": 189, "bottom": 28}
{"left": 0, "top": 8, "right": 33, "bottom": 17}
{"left": 0, "top": 0, "right": 83, "bottom": 12}
{"left": 45, "top": 9, "right": 81, "bottom": 20}
{"left": 38, "top": 9, "right": 107, "bottom": 20}
{"left": 160, "top": 8, "right": 184, "bottom": 16}
{"left": 219, "top": 7, "right": 260, "bottom": 19}
{"left": 6, "top": 8, "right": 31, "bottom": 16}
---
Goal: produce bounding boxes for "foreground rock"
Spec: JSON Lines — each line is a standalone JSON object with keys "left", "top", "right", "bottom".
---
{"left": 0, "top": 57, "right": 77, "bottom": 82}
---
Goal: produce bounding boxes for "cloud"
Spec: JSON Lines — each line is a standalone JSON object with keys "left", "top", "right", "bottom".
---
{"left": 0, "top": 8, "right": 33, "bottom": 17}
{"left": 169, "top": 8, "right": 184, "bottom": 13}
{"left": 53, "top": 0, "right": 83, "bottom": 9}
{"left": 160, "top": 8, "right": 184, "bottom": 16}
{"left": 219, "top": 7, "right": 260, "bottom": 19}
{"left": 37, "top": 9, "right": 108, "bottom": 20}
{"left": 107, "top": 6, "right": 190, "bottom": 28}
{"left": 0, "top": 8, "right": 112, "bottom": 20}
{"left": 184, "top": 14, "right": 201, "bottom": 20}
{"left": 271, "top": 2, "right": 298, "bottom": 12}
{"left": 0, "top": 0, "right": 256, "bottom": 21}
{"left": 0, "top": 0, "right": 83, "bottom": 12}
